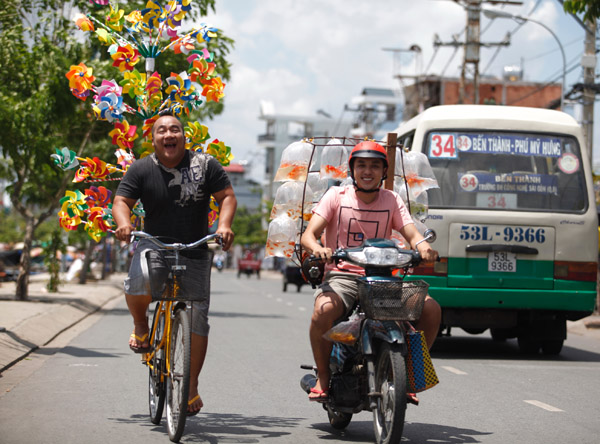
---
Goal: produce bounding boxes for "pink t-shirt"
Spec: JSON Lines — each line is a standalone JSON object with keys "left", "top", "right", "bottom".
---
{"left": 313, "top": 185, "right": 414, "bottom": 274}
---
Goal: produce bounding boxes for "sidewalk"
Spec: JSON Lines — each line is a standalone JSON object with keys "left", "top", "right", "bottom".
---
{"left": 0, "top": 272, "right": 125, "bottom": 373}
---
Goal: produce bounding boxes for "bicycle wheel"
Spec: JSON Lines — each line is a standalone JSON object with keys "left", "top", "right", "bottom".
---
{"left": 166, "top": 307, "right": 191, "bottom": 442}
{"left": 148, "top": 303, "right": 166, "bottom": 424}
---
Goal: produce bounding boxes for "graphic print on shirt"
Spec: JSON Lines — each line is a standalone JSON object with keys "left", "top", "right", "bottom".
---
{"left": 160, "top": 153, "right": 209, "bottom": 206}
{"left": 339, "top": 206, "right": 391, "bottom": 248}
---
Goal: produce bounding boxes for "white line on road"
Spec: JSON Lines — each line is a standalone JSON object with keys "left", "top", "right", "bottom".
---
{"left": 524, "top": 400, "right": 564, "bottom": 412}
{"left": 441, "top": 366, "right": 468, "bottom": 375}
{"left": 298, "top": 307, "right": 306, "bottom": 312}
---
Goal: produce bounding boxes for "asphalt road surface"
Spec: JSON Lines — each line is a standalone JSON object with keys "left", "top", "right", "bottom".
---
{"left": 1, "top": 268, "right": 599, "bottom": 443}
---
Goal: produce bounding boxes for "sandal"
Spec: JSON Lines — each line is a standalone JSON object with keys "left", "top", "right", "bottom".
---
{"left": 129, "top": 332, "right": 152, "bottom": 354}
{"left": 407, "top": 392, "right": 420, "bottom": 406}
{"left": 187, "top": 394, "right": 202, "bottom": 416}
{"left": 309, "top": 387, "right": 329, "bottom": 402}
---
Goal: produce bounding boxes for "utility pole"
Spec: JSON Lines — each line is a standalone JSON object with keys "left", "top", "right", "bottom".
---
{"left": 436, "top": 0, "right": 515, "bottom": 104}
{"left": 582, "top": 17, "right": 597, "bottom": 165}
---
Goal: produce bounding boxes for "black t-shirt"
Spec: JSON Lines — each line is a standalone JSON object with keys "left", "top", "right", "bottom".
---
{"left": 116, "top": 150, "right": 231, "bottom": 245}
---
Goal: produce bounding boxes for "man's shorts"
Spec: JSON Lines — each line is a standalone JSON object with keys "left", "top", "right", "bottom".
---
{"left": 315, "top": 271, "right": 360, "bottom": 317}
{"left": 124, "top": 239, "right": 212, "bottom": 336}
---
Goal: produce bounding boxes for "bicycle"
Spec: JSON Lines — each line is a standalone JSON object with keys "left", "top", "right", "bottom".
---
{"left": 132, "top": 230, "right": 220, "bottom": 442}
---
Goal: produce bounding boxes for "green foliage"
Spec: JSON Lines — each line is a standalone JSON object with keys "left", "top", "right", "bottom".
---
{"left": 232, "top": 206, "right": 268, "bottom": 248}
{"left": 563, "top": 0, "right": 600, "bottom": 21}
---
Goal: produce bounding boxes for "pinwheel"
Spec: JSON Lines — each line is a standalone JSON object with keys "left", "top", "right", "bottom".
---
{"left": 65, "top": 63, "right": 95, "bottom": 100}
{"left": 165, "top": 72, "right": 196, "bottom": 112}
{"left": 85, "top": 207, "right": 114, "bottom": 241}
{"left": 60, "top": 190, "right": 88, "bottom": 218}
{"left": 185, "top": 121, "right": 210, "bottom": 151}
{"left": 106, "top": 4, "right": 125, "bottom": 32}
{"left": 189, "top": 57, "right": 215, "bottom": 83}
{"left": 93, "top": 92, "right": 124, "bottom": 122}
{"left": 125, "top": 10, "right": 147, "bottom": 33}
{"left": 145, "top": 72, "right": 163, "bottom": 111}
{"left": 75, "top": 14, "right": 94, "bottom": 31}
{"left": 164, "top": 2, "right": 186, "bottom": 28}
{"left": 89, "top": 0, "right": 109, "bottom": 5}
{"left": 94, "top": 79, "right": 122, "bottom": 102}
{"left": 206, "top": 139, "right": 233, "bottom": 166}
{"left": 51, "top": 147, "right": 79, "bottom": 171}
{"left": 208, "top": 196, "right": 219, "bottom": 227}
{"left": 95, "top": 28, "right": 117, "bottom": 45}
{"left": 109, "top": 120, "right": 138, "bottom": 149}
{"left": 120, "top": 70, "right": 146, "bottom": 98}
{"left": 201, "top": 77, "right": 225, "bottom": 102}
{"left": 141, "top": 1, "right": 164, "bottom": 30}
{"left": 173, "top": 35, "right": 195, "bottom": 54}
{"left": 84, "top": 186, "right": 112, "bottom": 208}
{"left": 111, "top": 45, "right": 140, "bottom": 72}
{"left": 59, "top": 212, "right": 82, "bottom": 231}
{"left": 195, "top": 23, "right": 218, "bottom": 43}
{"left": 74, "top": 157, "right": 118, "bottom": 183}
{"left": 115, "top": 148, "right": 136, "bottom": 170}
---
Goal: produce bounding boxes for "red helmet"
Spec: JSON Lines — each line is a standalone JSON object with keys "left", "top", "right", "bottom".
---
{"left": 348, "top": 141, "right": 388, "bottom": 178}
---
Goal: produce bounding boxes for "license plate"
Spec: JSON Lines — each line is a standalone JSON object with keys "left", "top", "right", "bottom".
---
{"left": 488, "top": 252, "right": 516, "bottom": 272}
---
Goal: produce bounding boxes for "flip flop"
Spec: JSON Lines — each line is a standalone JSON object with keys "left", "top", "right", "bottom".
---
{"left": 187, "top": 394, "right": 202, "bottom": 416}
{"left": 129, "top": 332, "right": 152, "bottom": 354}
{"left": 406, "top": 392, "right": 420, "bottom": 406}
{"left": 309, "top": 387, "right": 329, "bottom": 402}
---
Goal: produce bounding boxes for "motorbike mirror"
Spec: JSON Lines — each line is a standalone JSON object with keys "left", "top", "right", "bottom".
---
{"left": 423, "top": 229, "right": 437, "bottom": 244}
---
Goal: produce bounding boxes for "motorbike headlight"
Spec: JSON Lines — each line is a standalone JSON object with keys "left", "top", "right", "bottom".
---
{"left": 347, "top": 247, "right": 412, "bottom": 267}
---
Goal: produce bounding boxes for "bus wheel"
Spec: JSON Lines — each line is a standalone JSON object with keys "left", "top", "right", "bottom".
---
{"left": 541, "top": 339, "right": 563, "bottom": 355}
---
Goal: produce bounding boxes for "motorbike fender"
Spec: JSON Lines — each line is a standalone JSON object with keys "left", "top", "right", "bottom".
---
{"left": 360, "top": 319, "right": 404, "bottom": 355}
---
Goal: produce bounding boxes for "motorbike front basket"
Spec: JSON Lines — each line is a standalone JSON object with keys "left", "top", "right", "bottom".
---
{"left": 357, "top": 277, "right": 429, "bottom": 321}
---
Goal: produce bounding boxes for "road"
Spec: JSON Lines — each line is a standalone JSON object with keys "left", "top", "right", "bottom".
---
{"left": 1, "top": 268, "right": 600, "bottom": 443}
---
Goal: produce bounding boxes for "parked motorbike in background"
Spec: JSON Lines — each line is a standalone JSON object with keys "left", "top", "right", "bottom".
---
{"left": 301, "top": 230, "right": 436, "bottom": 444}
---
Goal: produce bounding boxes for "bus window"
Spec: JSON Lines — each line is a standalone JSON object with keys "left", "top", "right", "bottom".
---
{"left": 425, "top": 131, "right": 588, "bottom": 213}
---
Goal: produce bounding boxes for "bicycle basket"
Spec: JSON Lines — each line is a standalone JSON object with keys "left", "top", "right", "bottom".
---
{"left": 357, "top": 277, "right": 429, "bottom": 321}
{"left": 143, "top": 249, "right": 213, "bottom": 301}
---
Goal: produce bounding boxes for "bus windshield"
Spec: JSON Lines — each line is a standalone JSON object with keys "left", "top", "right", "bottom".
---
{"left": 425, "top": 130, "right": 588, "bottom": 213}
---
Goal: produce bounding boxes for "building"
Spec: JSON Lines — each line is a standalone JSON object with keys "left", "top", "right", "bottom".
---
{"left": 223, "top": 163, "right": 261, "bottom": 211}
{"left": 402, "top": 73, "right": 562, "bottom": 120}
{"left": 257, "top": 100, "right": 352, "bottom": 201}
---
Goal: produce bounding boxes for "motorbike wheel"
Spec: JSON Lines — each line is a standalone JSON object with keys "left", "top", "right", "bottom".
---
{"left": 373, "top": 342, "right": 407, "bottom": 444}
{"left": 327, "top": 406, "right": 352, "bottom": 430}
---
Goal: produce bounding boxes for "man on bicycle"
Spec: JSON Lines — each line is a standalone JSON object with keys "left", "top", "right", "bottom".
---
{"left": 113, "top": 110, "right": 237, "bottom": 416}
{"left": 301, "top": 141, "right": 441, "bottom": 403}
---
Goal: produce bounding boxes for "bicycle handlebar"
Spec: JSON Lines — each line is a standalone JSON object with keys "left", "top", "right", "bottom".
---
{"left": 132, "top": 231, "right": 222, "bottom": 250}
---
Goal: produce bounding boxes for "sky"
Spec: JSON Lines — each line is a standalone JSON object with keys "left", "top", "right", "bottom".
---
{"left": 197, "top": 0, "right": 594, "bottom": 180}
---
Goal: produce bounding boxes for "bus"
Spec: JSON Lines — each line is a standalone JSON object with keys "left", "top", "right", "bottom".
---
{"left": 394, "top": 105, "right": 598, "bottom": 354}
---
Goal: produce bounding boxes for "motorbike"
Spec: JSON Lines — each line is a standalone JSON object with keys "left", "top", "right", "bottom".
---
{"left": 300, "top": 230, "right": 436, "bottom": 444}
{"left": 214, "top": 256, "right": 224, "bottom": 272}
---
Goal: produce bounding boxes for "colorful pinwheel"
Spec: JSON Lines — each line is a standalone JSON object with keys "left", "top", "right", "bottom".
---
{"left": 65, "top": 63, "right": 95, "bottom": 100}
{"left": 109, "top": 120, "right": 138, "bottom": 149}
{"left": 93, "top": 92, "right": 124, "bottom": 122}
{"left": 206, "top": 139, "right": 233, "bottom": 166}
{"left": 51, "top": 147, "right": 79, "bottom": 171}
{"left": 74, "top": 157, "right": 118, "bottom": 183}
{"left": 106, "top": 4, "right": 125, "bottom": 32}
{"left": 111, "top": 45, "right": 140, "bottom": 72}
{"left": 185, "top": 121, "right": 210, "bottom": 151}
{"left": 115, "top": 149, "right": 136, "bottom": 170}
{"left": 75, "top": 14, "right": 94, "bottom": 31}
{"left": 84, "top": 186, "right": 112, "bottom": 208}
{"left": 201, "top": 77, "right": 225, "bottom": 102}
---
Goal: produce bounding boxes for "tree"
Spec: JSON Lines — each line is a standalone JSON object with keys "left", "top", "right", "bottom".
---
{"left": 0, "top": 1, "right": 233, "bottom": 299}
{"left": 563, "top": 0, "right": 600, "bottom": 21}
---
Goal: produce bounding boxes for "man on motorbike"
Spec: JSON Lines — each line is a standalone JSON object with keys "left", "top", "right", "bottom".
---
{"left": 301, "top": 140, "right": 441, "bottom": 402}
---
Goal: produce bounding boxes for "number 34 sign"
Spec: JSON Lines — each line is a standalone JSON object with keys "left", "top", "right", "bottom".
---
{"left": 428, "top": 133, "right": 465, "bottom": 159}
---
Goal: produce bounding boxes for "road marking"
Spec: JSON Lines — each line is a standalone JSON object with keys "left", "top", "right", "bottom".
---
{"left": 524, "top": 400, "right": 564, "bottom": 412}
{"left": 298, "top": 307, "right": 306, "bottom": 312}
{"left": 286, "top": 302, "right": 293, "bottom": 306}
{"left": 441, "top": 366, "right": 468, "bottom": 375}
{"left": 276, "top": 298, "right": 283, "bottom": 303}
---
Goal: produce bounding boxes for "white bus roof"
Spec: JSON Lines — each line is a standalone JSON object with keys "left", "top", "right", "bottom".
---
{"left": 394, "top": 105, "right": 582, "bottom": 135}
